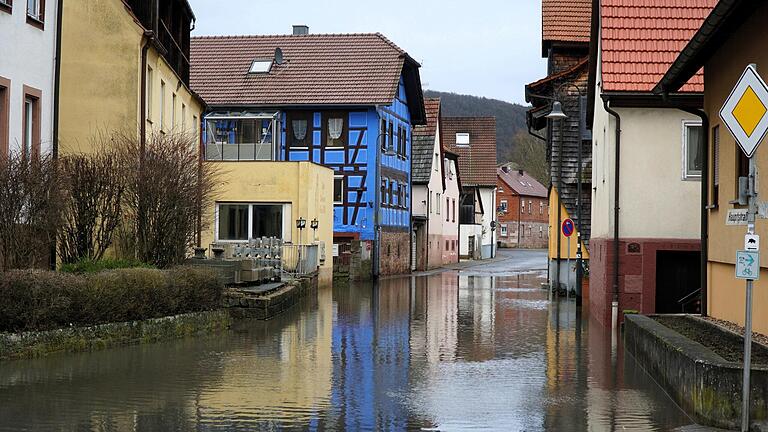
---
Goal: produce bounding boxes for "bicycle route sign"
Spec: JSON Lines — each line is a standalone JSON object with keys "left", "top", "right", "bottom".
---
{"left": 736, "top": 250, "right": 760, "bottom": 280}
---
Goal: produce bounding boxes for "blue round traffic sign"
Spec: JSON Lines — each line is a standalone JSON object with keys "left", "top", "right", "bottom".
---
{"left": 562, "top": 218, "right": 575, "bottom": 237}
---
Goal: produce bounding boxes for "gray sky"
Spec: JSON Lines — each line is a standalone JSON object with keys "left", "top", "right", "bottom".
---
{"left": 186, "top": 0, "right": 544, "bottom": 105}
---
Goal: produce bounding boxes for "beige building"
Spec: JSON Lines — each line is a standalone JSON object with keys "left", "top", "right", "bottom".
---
{"left": 656, "top": 1, "right": 768, "bottom": 335}
{"left": 58, "top": 0, "right": 203, "bottom": 154}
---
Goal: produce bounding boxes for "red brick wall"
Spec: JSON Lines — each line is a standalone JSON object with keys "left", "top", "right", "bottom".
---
{"left": 497, "top": 176, "right": 548, "bottom": 248}
{"left": 588, "top": 237, "right": 701, "bottom": 327}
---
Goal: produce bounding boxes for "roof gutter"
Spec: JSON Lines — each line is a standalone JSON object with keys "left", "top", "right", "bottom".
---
{"left": 602, "top": 95, "right": 621, "bottom": 330}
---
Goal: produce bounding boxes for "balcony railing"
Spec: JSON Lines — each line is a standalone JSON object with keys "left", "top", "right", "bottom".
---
{"left": 205, "top": 143, "right": 275, "bottom": 161}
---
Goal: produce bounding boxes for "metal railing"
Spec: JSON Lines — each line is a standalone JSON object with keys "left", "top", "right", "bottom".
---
{"left": 281, "top": 244, "right": 319, "bottom": 278}
{"left": 205, "top": 143, "right": 275, "bottom": 161}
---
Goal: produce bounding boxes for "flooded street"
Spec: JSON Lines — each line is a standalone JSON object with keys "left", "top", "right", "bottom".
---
{"left": 0, "top": 250, "right": 698, "bottom": 431}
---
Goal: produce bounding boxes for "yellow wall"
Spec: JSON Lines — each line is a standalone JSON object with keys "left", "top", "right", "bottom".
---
{"left": 59, "top": 0, "right": 202, "bottom": 154}
{"left": 702, "top": 3, "right": 768, "bottom": 330}
{"left": 548, "top": 187, "right": 589, "bottom": 260}
{"left": 200, "top": 161, "right": 334, "bottom": 272}
{"left": 145, "top": 49, "right": 203, "bottom": 138}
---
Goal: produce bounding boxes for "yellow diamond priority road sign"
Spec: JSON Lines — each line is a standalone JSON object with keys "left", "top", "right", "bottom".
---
{"left": 721, "top": 64, "right": 768, "bottom": 158}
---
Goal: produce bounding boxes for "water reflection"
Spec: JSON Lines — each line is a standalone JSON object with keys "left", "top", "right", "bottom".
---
{"left": 0, "top": 270, "right": 696, "bottom": 431}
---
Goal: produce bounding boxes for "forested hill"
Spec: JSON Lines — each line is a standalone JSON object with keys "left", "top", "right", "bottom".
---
{"left": 424, "top": 90, "right": 529, "bottom": 162}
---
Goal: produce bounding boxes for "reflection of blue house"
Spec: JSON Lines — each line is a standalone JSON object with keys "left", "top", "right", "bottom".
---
{"left": 190, "top": 27, "right": 425, "bottom": 277}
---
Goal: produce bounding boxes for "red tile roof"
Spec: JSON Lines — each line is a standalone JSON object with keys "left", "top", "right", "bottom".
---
{"left": 190, "top": 33, "right": 414, "bottom": 107}
{"left": 442, "top": 117, "right": 497, "bottom": 187}
{"left": 413, "top": 98, "right": 440, "bottom": 139}
{"left": 601, "top": 0, "right": 716, "bottom": 93}
{"left": 542, "top": 0, "right": 592, "bottom": 44}
{"left": 498, "top": 168, "right": 548, "bottom": 198}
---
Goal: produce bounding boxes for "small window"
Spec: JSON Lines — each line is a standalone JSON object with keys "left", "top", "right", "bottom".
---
{"left": 326, "top": 114, "right": 346, "bottom": 148}
{"left": 436, "top": 192, "right": 441, "bottom": 214}
{"left": 387, "top": 120, "right": 394, "bottom": 153}
{"left": 445, "top": 240, "right": 449, "bottom": 251}
{"left": 683, "top": 121, "right": 703, "bottom": 180}
{"left": 22, "top": 87, "right": 40, "bottom": 159}
{"left": 289, "top": 112, "right": 312, "bottom": 148}
{"left": 172, "top": 93, "right": 177, "bottom": 128}
{"left": 181, "top": 103, "right": 186, "bottom": 131}
{"left": 528, "top": 200, "right": 532, "bottom": 214}
{"left": 249, "top": 60, "right": 272, "bottom": 74}
{"left": 456, "top": 132, "right": 470, "bottom": 146}
{"left": 26, "top": 0, "right": 44, "bottom": 27}
{"left": 381, "top": 178, "right": 388, "bottom": 206}
{"left": 434, "top": 153, "right": 439, "bottom": 171}
{"left": 452, "top": 199, "right": 456, "bottom": 222}
{"left": 446, "top": 197, "right": 450, "bottom": 221}
{"left": 0, "top": 0, "right": 11, "bottom": 14}
{"left": 0, "top": 79, "right": 8, "bottom": 156}
{"left": 539, "top": 226, "right": 543, "bottom": 238}
{"left": 380, "top": 118, "right": 387, "bottom": 151}
{"left": 500, "top": 199, "right": 508, "bottom": 213}
{"left": 146, "top": 66, "right": 153, "bottom": 119}
{"left": 333, "top": 176, "right": 344, "bottom": 204}
{"left": 500, "top": 224, "right": 508, "bottom": 237}
{"left": 540, "top": 202, "right": 544, "bottom": 215}
{"left": 160, "top": 80, "right": 166, "bottom": 131}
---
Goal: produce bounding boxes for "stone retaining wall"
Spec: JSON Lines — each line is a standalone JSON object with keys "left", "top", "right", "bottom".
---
{"left": 224, "top": 276, "right": 318, "bottom": 320}
{"left": 625, "top": 314, "right": 768, "bottom": 430}
{"left": 0, "top": 310, "right": 231, "bottom": 361}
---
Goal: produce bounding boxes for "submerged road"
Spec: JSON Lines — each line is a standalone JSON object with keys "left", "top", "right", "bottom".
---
{"left": 0, "top": 248, "right": 716, "bottom": 431}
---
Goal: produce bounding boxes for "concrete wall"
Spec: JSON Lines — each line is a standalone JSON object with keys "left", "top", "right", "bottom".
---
{"left": 200, "top": 161, "right": 334, "bottom": 272}
{"left": 702, "top": 2, "right": 768, "bottom": 334}
{"left": 478, "top": 187, "right": 497, "bottom": 257}
{"left": 459, "top": 224, "right": 482, "bottom": 259}
{"left": 0, "top": 0, "right": 58, "bottom": 155}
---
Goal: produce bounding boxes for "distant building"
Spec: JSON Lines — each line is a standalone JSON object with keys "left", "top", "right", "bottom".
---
{"left": 0, "top": 0, "right": 59, "bottom": 157}
{"left": 411, "top": 98, "right": 461, "bottom": 270}
{"left": 587, "top": 0, "right": 713, "bottom": 327}
{"left": 443, "top": 117, "right": 498, "bottom": 260}
{"left": 189, "top": 27, "right": 426, "bottom": 279}
{"left": 496, "top": 168, "right": 548, "bottom": 249}
{"left": 656, "top": 1, "right": 768, "bottom": 334}
{"left": 525, "top": 0, "right": 592, "bottom": 294}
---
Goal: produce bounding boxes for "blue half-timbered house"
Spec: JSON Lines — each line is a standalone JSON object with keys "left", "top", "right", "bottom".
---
{"left": 190, "top": 27, "right": 426, "bottom": 277}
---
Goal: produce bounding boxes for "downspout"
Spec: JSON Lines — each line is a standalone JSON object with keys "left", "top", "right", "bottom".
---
{"left": 602, "top": 96, "right": 621, "bottom": 329}
{"left": 50, "top": 0, "right": 63, "bottom": 270}
{"left": 138, "top": 31, "right": 154, "bottom": 259}
{"left": 682, "top": 107, "right": 709, "bottom": 317}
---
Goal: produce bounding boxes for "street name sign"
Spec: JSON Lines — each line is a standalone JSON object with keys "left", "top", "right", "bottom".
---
{"left": 736, "top": 250, "right": 760, "bottom": 280}
{"left": 721, "top": 64, "right": 768, "bottom": 157}
{"left": 562, "top": 218, "right": 575, "bottom": 237}
{"left": 727, "top": 209, "right": 750, "bottom": 225}
{"left": 746, "top": 234, "right": 760, "bottom": 251}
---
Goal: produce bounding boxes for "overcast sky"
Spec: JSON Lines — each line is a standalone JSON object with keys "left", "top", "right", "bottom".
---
{"left": 186, "top": 0, "right": 544, "bottom": 105}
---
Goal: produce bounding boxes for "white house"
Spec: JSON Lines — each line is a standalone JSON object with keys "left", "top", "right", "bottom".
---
{"left": 587, "top": 0, "right": 711, "bottom": 327}
{"left": 411, "top": 98, "right": 461, "bottom": 270}
{"left": 443, "top": 117, "right": 498, "bottom": 260}
{"left": 0, "top": 0, "right": 58, "bottom": 157}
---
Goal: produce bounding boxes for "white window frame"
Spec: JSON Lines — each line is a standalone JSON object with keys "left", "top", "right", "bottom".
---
{"left": 333, "top": 176, "right": 344, "bottom": 205}
{"left": 214, "top": 202, "right": 292, "bottom": 243}
{"left": 500, "top": 224, "right": 508, "bottom": 237}
{"left": 172, "top": 93, "right": 177, "bottom": 129}
{"left": 146, "top": 66, "right": 154, "bottom": 119}
{"left": 455, "top": 132, "right": 470, "bottom": 146}
{"left": 23, "top": 98, "right": 33, "bottom": 158}
{"left": 159, "top": 80, "right": 166, "bottom": 132}
{"left": 682, "top": 120, "right": 703, "bottom": 181}
{"left": 500, "top": 199, "right": 508, "bottom": 213}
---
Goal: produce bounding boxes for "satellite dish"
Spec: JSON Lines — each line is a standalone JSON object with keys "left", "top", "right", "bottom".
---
{"left": 274, "top": 48, "right": 284, "bottom": 65}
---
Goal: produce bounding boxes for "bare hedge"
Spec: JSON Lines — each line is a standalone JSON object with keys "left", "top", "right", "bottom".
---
{"left": 0, "top": 267, "right": 224, "bottom": 333}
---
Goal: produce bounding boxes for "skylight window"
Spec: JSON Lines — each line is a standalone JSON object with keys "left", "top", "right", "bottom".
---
{"left": 249, "top": 60, "right": 273, "bottom": 74}
{"left": 456, "top": 133, "right": 470, "bottom": 146}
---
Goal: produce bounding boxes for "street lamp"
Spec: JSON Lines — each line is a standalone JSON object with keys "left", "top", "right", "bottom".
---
{"left": 310, "top": 218, "right": 319, "bottom": 241}
{"left": 547, "top": 102, "right": 567, "bottom": 298}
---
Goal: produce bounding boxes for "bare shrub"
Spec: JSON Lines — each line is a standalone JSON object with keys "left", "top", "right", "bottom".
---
{"left": 58, "top": 148, "right": 125, "bottom": 264}
{"left": 116, "top": 131, "right": 219, "bottom": 268}
{"left": 0, "top": 152, "right": 64, "bottom": 271}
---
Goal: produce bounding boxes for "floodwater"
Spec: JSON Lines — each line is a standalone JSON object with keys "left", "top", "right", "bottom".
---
{"left": 0, "top": 251, "right": 701, "bottom": 431}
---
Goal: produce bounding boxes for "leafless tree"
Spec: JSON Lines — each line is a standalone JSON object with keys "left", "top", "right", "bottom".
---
{"left": 58, "top": 146, "right": 125, "bottom": 264}
{"left": 506, "top": 130, "right": 549, "bottom": 185}
{"left": 0, "top": 152, "right": 64, "bottom": 271}
{"left": 116, "top": 131, "right": 219, "bottom": 268}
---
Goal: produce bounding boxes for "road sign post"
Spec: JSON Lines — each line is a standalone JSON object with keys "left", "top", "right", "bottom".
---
{"left": 562, "top": 219, "right": 575, "bottom": 299}
{"left": 720, "top": 63, "right": 768, "bottom": 432}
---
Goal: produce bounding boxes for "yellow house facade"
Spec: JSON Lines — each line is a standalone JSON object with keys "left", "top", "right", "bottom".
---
{"left": 58, "top": 0, "right": 202, "bottom": 154}
{"left": 657, "top": 2, "right": 768, "bottom": 334}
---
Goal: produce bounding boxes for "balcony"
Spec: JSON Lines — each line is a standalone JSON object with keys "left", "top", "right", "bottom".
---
{"left": 204, "top": 114, "right": 279, "bottom": 161}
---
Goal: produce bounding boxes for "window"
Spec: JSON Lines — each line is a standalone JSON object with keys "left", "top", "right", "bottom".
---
{"left": 146, "top": 66, "right": 153, "bottom": 119}
{"left": 381, "top": 178, "right": 389, "bottom": 206}
{"left": 539, "top": 226, "right": 543, "bottom": 238}
{"left": 500, "top": 199, "right": 508, "bottom": 213}
{"left": 540, "top": 202, "right": 544, "bottom": 215}
{"left": 0, "top": 0, "right": 11, "bottom": 14}
{"left": 159, "top": 80, "right": 166, "bottom": 131}
{"left": 387, "top": 120, "right": 394, "bottom": 153}
{"left": 683, "top": 121, "right": 703, "bottom": 180}
{"left": 520, "top": 223, "right": 524, "bottom": 238}
{"left": 205, "top": 117, "right": 277, "bottom": 161}
{"left": 456, "top": 133, "right": 470, "bottom": 146}
{"left": 446, "top": 197, "right": 450, "bottom": 221}
{"left": 452, "top": 240, "right": 456, "bottom": 251}
{"left": 333, "top": 176, "right": 344, "bottom": 205}
{"left": 500, "top": 224, "right": 508, "bottom": 237}
{"left": 712, "top": 125, "right": 719, "bottom": 207}
{"left": 445, "top": 240, "right": 449, "bottom": 251}
{"left": 399, "top": 125, "right": 407, "bottom": 158}
{"left": 0, "top": 77, "right": 8, "bottom": 156}
{"left": 22, "top": 86, "right": 40, "bottom": 159}
{"left": 288, "top": 112, "right": 311, "bottom": 148}
{"left": 217, "top": 203, "right": 286, "bottom": 241}
{"left": 172, "top": 93, "right": 177, "bottom": 128}
{"left": 452, "top": 199, "right": 456, "bottom": 222}
{"left": 380, "top": 119, "right": 387, "bottom": 151}
{"left": 26, "top": 0, "right": 44, "bottom": 27}
{"left": 434, "top": 153, "right": 439, "bottom": 171}
{"left": 192, "top": 115, "right": 198, "bottom": 142}
{"left": 181, "top": 103, "right": 186, "bottom": 131}
{"left": 249, "top": 60, "right": 272, "bottom": 74}
{"left": 528, "top": 200, "right": 532, "bottom": 214}
{"left": 436, "top": 192, "right": 441, "bottom": 214}
{"left": 392, "top": 182, "right": 399, "bottom": 207}
{"left": 326, "top": 114, "right": 346, "bottom": 148}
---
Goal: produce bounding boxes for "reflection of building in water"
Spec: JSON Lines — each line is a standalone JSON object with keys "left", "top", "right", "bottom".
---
{"left": 195, "top": 285, "right": 334, "bottom": 426}
{"left": 326, "top": 278, "right": 412, "bottom": 430}
{"left": 457, "top": 274, "right": 495, "bottom": 361}
{"left": 409, "top": 273, "right": 459, "bottom": 363}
